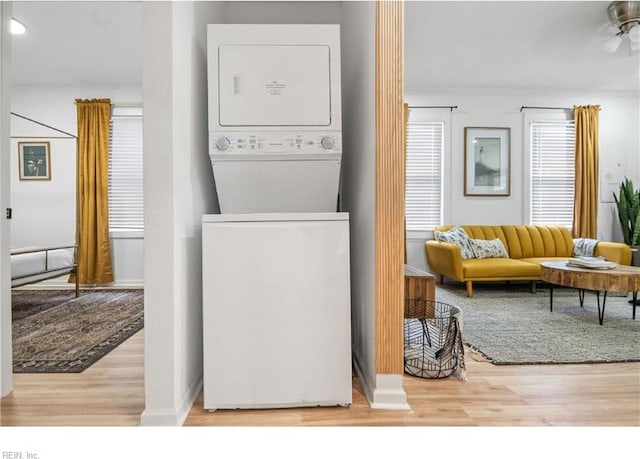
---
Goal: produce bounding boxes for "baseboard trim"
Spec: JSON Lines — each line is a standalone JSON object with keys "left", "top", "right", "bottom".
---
{"left": 353, "top": 350, "right": 410, "bottom": 411}
{"left": 370, "top": 373, "right": 410, "bottom": 410}
{"left": 139, "top": 408, "right": 183, "bottom": 426}
{"left": 139, "top": 372, "right": 203, "bottom": 426}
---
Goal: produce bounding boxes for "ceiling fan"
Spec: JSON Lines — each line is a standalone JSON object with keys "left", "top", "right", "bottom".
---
{"left": 601, "top": 1, "right": 640, "bottom": 53}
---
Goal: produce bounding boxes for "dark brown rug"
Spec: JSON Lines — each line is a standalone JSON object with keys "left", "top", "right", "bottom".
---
{"left": 12, "top": 289, "right": 144, "bottom": 373}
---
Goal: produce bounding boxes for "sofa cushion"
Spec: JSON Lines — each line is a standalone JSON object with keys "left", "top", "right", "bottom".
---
{"left": 434, "top": 226, "right": 475, "bottom": 260}
{"left": 593, "top": 241, "right": 632, "bottom": 265}
{"left": 461, "top": 258, "right": 541, "bottom": 279}
{"left": 469, "top": 238, "right": 509, "bottom": 259}
{"left": 434, "top": 225, "right": 574, "bottom": 258}
{"left": 518, "top": 257, "right": 572, "bottom": 266}
{"left": 501, "top": 225, "right": 574, "bottom": 258}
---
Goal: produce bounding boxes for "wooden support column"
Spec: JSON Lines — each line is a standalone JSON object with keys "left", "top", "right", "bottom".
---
{"left": 375, "top": 0, "right": 404, "bottom": 375}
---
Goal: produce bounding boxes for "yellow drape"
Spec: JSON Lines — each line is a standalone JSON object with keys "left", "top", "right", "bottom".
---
{"left": 572, "top": 105, "right": 600, "bottom": 239}
{"left": 403, "top": 102, "right": 409, "bottom": 264}
{"left": 74, "top": 99, "right": 114, "bottom": 284}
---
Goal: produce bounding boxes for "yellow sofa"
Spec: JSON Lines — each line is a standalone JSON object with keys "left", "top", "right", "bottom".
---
{"left": 425, "top": 225, "right": 632, "bottom": 297}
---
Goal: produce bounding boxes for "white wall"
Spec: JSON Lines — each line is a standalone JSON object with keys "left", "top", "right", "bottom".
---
{"left": 140, "top": 0, "right": 224, "bottom": 427}
{"left": 340, "top": 1, "right": 378, "bottom": 404}
{"left": 10, "top": 90, "right": 75, "bottom": 248}
{"left": 109, "top": 232, "right": 144, "bottom": 286}
{"left": 1, "top": 2, "right": 13, "bottom": 397}
{"left": 10, "top": 84, "right": 144, "bottom": 285}
{"left": 404, "top": 88, "right": 640, "bottom": 272}
{"left": 225, "top": 0, "right": 341, "bottom": 22}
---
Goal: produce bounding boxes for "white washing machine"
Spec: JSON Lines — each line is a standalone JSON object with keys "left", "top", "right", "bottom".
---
{"left": 202, "top": 213, "right": 352, "bottom": 410}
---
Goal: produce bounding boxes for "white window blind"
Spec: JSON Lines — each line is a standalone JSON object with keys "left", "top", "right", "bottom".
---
{"left": 405, "top": 120, "right": 444, "bottom": 231}
{"left": 108, "top": 107, "right": 143, "bottom": 230}
{"left": 530, "top": 121, "right": 575, "bottom": 228}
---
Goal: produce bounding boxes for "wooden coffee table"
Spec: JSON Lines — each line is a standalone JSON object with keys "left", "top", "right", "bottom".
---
{"left": 540, "top": 261, "right": 640, "bottom": 325}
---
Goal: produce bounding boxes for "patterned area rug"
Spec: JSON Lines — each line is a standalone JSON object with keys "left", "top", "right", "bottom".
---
{"left": 435, "top": 282, "right": 640, "bottom": 365}
{"left": 12, "top": 289, "right": 144, "bottom": 373}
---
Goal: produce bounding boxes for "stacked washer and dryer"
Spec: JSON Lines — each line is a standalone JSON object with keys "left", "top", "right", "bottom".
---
{"left": 201, "top": 24, "right": 352, "bottom": 411}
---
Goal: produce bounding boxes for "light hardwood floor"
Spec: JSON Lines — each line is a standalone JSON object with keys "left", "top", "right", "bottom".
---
{"left": 1, "top": 330, "right": 638, "bottom": 427}
{"left": 1, "top": 330, "right": 145, "bottom": 426}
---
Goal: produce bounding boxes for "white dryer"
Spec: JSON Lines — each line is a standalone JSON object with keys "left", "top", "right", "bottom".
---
{"left": 207, "top": 24, "right": 343, "bottom": 213}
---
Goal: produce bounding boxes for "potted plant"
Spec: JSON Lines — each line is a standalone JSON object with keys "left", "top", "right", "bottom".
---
{"left": 613, "top": 178, "right": 640, "bottom": 266}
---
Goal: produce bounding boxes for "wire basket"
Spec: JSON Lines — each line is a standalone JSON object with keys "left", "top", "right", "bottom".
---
{"left": 404, "top": 299, "right": 465, "bottom": 379}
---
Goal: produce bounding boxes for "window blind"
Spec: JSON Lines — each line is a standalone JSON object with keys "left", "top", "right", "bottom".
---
{"left": 405, "top": 120, "right": 443, "bottom": 231}
{"left": 530, "top": 121, "right": 575, "bottom": 228}
{"left": 108, "top": 108, "right": 143, "bottom": 230}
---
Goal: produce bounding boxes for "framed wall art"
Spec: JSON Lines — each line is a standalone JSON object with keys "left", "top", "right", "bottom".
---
{"left": 18, "top": 141, "right": 51, "bottom": 181}
{"left": 464, "top": 127, "right": 510, "bottom": 196}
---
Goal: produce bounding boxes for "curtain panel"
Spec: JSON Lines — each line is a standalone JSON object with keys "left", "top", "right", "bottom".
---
{"left": 572, "top": 105, "right": 600, "bottom": 239}
{"left": 74, "top": 98, "right": 114, "bottom": 284}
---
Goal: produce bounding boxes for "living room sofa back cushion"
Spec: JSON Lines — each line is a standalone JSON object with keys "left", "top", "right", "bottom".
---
{"left": 434, "top": 225, "right": 574, "bottom": 259}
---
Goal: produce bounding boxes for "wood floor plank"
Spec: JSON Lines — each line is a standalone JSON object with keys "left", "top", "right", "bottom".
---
{"left": 2, "top": 332, "right": 639, "bottom": 427}
{"left": 1, "top": 330, "right": 145, "bottom": 427}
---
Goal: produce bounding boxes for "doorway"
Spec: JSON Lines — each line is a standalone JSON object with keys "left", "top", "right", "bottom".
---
{"left": 0, "top": 1, "right": 144, "bottom": 423}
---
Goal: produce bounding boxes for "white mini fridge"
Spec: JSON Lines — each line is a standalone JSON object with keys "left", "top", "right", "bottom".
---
{"left": 202, "top": 213, "right": 352, "bottom": 411}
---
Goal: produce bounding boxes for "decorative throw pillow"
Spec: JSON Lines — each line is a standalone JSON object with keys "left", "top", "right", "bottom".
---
{"left": 469, "top": 238, "right": 509, "bottom": 259}
{"left": 434, "top": 226, "right": 475, "bottom": 260}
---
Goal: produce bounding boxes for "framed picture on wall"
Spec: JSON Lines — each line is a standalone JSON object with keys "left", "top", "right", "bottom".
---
{"left": 18, "top": 141, "right": 51, "bottom": 181}
{"left": 464, "top": 127, "right": 510, "bottom": 196}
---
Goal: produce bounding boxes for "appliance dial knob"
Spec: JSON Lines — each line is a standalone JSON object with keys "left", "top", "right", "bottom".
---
{"left": 320, "top": 136, "right": 335, "bottom": 149}
{"left": 215, "top": 136, "right": 231, "bottom": 151}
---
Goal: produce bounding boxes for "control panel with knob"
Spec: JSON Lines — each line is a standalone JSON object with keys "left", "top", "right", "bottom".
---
{"left": 215, "top": 136, "right": 231, "bottom": 151}
{"left": 320, "top": 136, "right": 336, "bottom": 150}
{"left": 210, "top": 131, "right": 341, "bottom": 154}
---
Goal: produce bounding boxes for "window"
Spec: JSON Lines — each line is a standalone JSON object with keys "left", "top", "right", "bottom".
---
{"left": 405, "top": 118, "right": 444, "bottom": 231}
{"left": 108, "top": 106, "right": 143, "bottom": 230}
{"left": 530, "top": 121, "right": 575, "bottom": 228}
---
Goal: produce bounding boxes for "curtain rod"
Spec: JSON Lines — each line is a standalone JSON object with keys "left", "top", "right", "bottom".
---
{"left": 409, "top": 105, "right": 458, "bottom": 111}
{"left": 10, "top": 112, "right": 77, "bottom": 139}
{"left": 11, "top": 136, "right": 75, "bottom": 140}
{"left": 73, "top": 100, "right": 141, "bottom": 107}
{"left": 520, "top": 106, "right": 571, "bottom": 112}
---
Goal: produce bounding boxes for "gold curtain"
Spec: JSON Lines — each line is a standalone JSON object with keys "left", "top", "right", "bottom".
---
{"left": 74, "top": 99, "right": 114, "bottom": 284}
{"left": 572, "top": 105, "right": 600, "bottom": 239}
{"left": 403, "top": 102, "right": 409, "bottom": 264}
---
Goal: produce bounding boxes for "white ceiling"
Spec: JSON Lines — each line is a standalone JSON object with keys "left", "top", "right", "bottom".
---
{"left": 9, "top": 1, "right": 640, "bottom": 92}
{"left": 405, "top": 1, "right": 640, "bottom": 92}
{"left": 11, "top": 1, "right": 143, "bottom": 86}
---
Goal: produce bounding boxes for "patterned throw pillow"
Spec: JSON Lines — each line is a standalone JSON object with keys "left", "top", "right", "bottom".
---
{"left": 434, "top": 226, "right": 476, "bottom": 260}
{"left": 469, "top": 238, "right": 509, "bottom": 259}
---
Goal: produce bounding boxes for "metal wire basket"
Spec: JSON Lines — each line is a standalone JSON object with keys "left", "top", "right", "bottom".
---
{"left": 404, "top": 299, "right": 465, "bottom": 379}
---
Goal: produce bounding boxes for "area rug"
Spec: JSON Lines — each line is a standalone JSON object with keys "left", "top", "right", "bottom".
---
{"left": 434, "top": 283, "right": 640, "bottom": 365}
{"left": 12, "top": 289, "right": 144, "bottom": 373}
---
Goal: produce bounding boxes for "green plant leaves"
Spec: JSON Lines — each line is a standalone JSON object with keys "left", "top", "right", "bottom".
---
{"left": 613, "top": 178, "right": 640, "bottom": 246}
